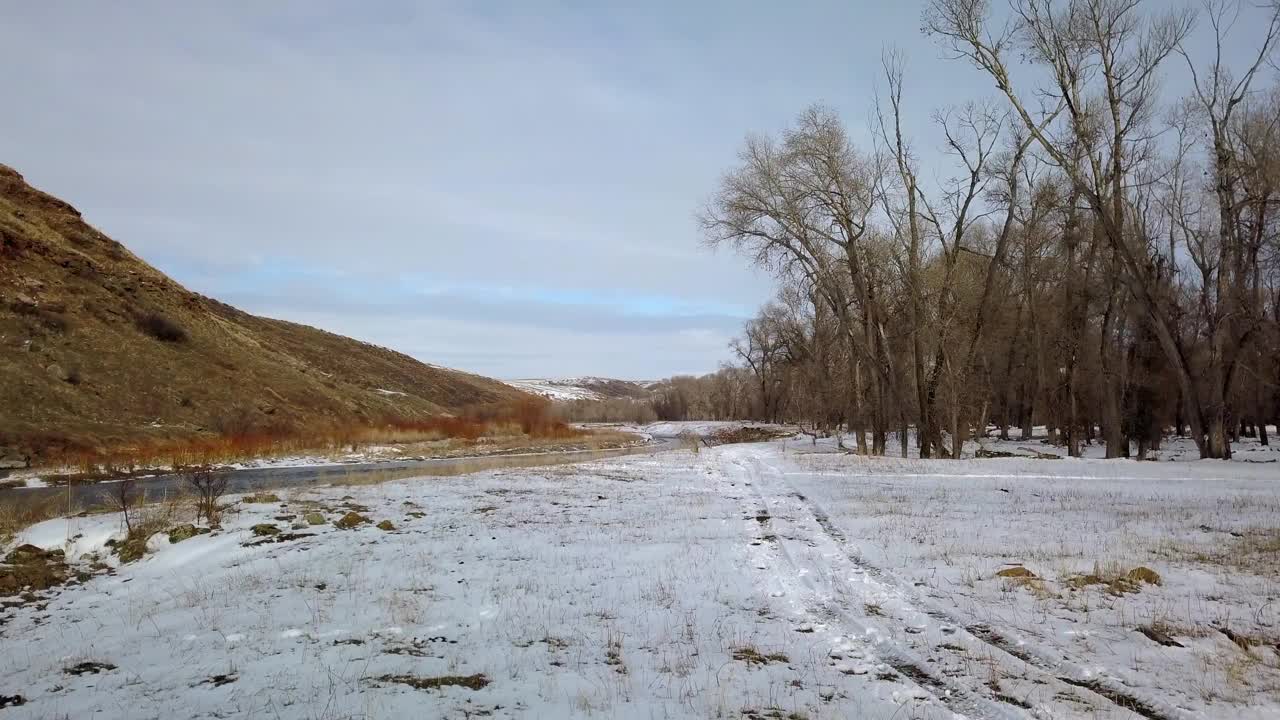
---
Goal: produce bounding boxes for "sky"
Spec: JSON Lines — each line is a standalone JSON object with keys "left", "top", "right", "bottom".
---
{"left": 2, "top": 1, "right": 1275, "bottom": 380}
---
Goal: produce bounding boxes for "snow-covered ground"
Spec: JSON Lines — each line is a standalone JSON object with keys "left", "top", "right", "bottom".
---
{"left": 972, "top": 426, "right": 1280, "bottom": 463}
{"left": 639, "top": 420, "right": 796, "bottom": 438}
{"left": 504, "top": 378, "right": 608, "bottom": 401}
{"left": 3, "top": 438, "right": 1279, "bottom": 718}
{"left": 504, "top": 377, "right": 653, "bottom": 402}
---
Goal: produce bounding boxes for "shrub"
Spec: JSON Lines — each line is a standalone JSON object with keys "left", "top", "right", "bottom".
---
{"left": 185, "top": 469, "right": 228, "bottom": 526}
{"left": 135, "top": 312, "right": 187, "bottom": 343}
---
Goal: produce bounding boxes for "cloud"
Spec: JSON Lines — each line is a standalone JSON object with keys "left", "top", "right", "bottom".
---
{"left": 27, "top": 1, "right": 1255, "bottom": 376}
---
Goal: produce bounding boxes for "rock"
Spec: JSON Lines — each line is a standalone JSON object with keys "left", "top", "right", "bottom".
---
{"left": 166, "top": 524, "right": 209, "bottom": 544}
{"left": 995, "top": 566, "right": 1037, "bottom": 579}
{"left": 1126, "top": 567, "right": 1162, "bottom": 586}
{"left": 4, "top": 544, "right": 48, "bottom": 564}
{"left": 376, "top": 520, "right": 395, "bottom": 531}
{"left": 334, "top": 512, "right": 371, "bottom": 529}
{"left": 45, "top": 363, "right": 69, "bottom": 382}
{"left": 292, "top": 522, "right": 307, "bottom": 530}
{"left": 304, "top": 512, "right": 327, "bottom": 526}
{"left": 251, "top": 524, "right": 280, "bottom": 537}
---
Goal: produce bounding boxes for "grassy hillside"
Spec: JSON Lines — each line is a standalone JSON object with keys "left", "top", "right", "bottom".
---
{"left": 0, "top": 163, "right": 528, "bottom": 464}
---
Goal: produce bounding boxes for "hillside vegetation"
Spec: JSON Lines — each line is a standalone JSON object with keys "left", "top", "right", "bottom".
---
{"left": 0, "top": 164, "right": 529, "bottom": 465}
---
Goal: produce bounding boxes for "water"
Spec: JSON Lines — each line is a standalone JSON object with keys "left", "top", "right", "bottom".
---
{"left": 0, "top": 440, "right": 679, "bottom": 514}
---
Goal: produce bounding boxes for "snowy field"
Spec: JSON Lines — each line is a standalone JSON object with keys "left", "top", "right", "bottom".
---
{"left": 2, "top": 436, "right": 1280, "bottom": 718}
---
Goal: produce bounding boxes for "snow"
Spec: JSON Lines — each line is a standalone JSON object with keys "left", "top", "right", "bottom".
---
{"left": 640, "top": 420, "right": 796, "bottom": 438}
{"left": 503, "top": 377, "right": 653, "bottom": 402}
{"left": 3, "top": 440, "right": 1279, "bottom": 718}
{"left": 504, "top": 378, "right": 608, "bottom": 400}
{"left": 17, "top": 512, "right": 123, "bottom": 561}
{"left": 373, "top": 388, "right": 406, "bottom": 397}
{"left": 0, "top": 472, "right": 50, "bottom": 490}
{"left": 971, "top": 425, "right": 1280, "bottom": 463}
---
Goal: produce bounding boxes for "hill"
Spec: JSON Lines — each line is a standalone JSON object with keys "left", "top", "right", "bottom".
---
{"left": 504, "top": 377, "right": 655, "bottom": 402}
{"left": 0, "top": 164, "right": 529, "bottom": 464}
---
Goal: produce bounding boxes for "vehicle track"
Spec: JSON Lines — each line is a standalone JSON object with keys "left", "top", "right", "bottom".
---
{"left": 729, "top": 455, "right": 1025, "bottom": 720}
{"left": 734, "top": 446, "right": 1194, "bottom": 720}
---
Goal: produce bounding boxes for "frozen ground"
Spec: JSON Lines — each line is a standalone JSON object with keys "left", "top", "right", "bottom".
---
{"left": 2, "top": 437, "right": 1279, "bottom": 718}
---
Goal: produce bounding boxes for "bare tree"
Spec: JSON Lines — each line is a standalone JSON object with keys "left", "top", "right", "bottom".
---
{"left": 923, "top": 0, "right": 1240, "bottom": 457}
{"left": 186, "top": 469, "right": 228, "bottom": 526}
{"left": 103, "top": 478, "right": 139, "bottom": 534}
{"left": 1175, "top": 0, "right": 1280, "bottom": 457}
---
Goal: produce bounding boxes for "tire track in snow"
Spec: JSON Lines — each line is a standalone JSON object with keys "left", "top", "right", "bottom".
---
{"left": 751, "top": 447, "right": 1196, "bottom": 720}
{"left": 725, "top": 452, "right": 1026, "bottom": 720}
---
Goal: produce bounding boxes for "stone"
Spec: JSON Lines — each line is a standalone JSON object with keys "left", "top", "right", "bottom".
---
{"left": 4, "top": 544, "right": 48, "bottom": 564}
{"left": 334, "top": 512, "right": 370, "bottom": 529}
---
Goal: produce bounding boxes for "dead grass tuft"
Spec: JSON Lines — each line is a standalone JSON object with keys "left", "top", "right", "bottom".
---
{"left": 1125, "top": 566, "right": 1162, "bottom": 586}
{"left": 732, "top": 646, "right": 790, "bottom": 666}
{"left": 241, "top": 493, "right": 280, "bottom": 504}
{"left": 0, "top": 495, "right": 65, "bottom": 543}
{"left": 375, "top": 673, "right": 489, "bottom": 691}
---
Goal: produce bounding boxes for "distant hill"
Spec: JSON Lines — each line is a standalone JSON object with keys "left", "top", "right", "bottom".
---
{"left": 0, "top": 164, "right": 529, "bottom": 463}
{"left": 504, "top": 377, "right": 655, "bottom": 402}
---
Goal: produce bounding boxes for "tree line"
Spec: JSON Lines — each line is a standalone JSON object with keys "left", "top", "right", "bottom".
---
{"left": 688, "top": 0, "right": 1279, "bottom": 460}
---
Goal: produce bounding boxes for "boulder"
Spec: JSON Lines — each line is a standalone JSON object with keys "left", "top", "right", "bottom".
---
{"left": 334, "top": 512, "right": 370, "bottom": 529}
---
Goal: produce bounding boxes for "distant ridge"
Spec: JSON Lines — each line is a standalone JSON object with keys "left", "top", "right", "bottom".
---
{"left": 504, "top": 377, "right": 655, "bottom": 402}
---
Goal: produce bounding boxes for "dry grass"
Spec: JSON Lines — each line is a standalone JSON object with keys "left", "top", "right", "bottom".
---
{"left": 374, "top": 673, "right": 490, "bottom": 691}
{"left": 112, "top": 491, "right": 196, "bottom": 562}
{"left": 0, "top": 494, "right": 66, "bottom": 544}
{"left": 30, "top": 402, "right": 616, "bottom": 482}
{"left": 731, "top": 646, "right": 790, "bottom": 666}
